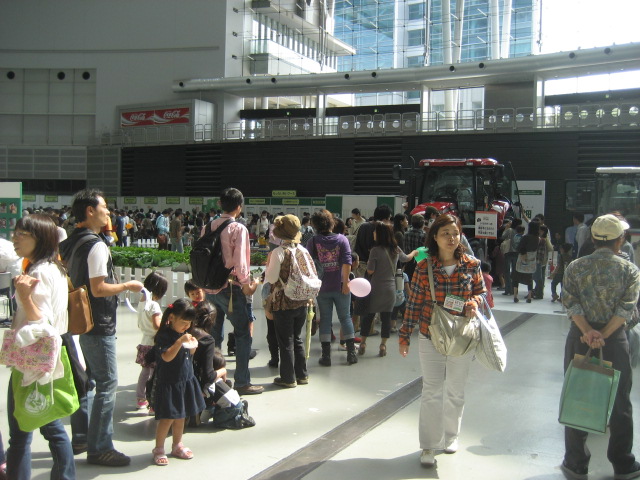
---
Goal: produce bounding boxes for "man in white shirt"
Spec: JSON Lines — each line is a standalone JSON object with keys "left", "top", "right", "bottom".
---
{"left": 60, "top": 189, "right": 143, "bottom": 467}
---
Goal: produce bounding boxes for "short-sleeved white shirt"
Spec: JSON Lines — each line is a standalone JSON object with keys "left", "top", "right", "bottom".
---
{"left": 87, "top": 241, "right": 110, "bottom": 279}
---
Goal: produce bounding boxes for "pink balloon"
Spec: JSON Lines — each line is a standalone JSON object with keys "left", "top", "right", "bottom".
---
{"left": 348, "top": 278, "right": 371, "bottom": 297}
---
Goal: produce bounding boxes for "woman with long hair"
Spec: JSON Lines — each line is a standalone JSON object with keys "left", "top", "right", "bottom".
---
{"left": 9, "top": 214, "right": 76, "bottom": 479}
{"left": 399, "top": 214, "right": 486, "bottom": 468}
{"left": 359, "top": 222, "right": 417, "bottom": 357}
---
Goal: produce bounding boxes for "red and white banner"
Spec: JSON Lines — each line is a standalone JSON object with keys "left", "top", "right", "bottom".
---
{"left": 120, "top": 107, "right": 191, "bottom": 127}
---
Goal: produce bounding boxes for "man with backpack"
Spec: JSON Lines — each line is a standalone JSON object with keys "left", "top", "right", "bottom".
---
{"left": 204, "top": 188, "right": 262, "bottom": 395}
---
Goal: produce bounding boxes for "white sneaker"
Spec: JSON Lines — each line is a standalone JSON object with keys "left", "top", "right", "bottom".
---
{"left": 444, "top": 439, "right": 459, "bottom": 454}
{"left": 200, "top": 409, "right": 212, "bottom": 424}
{"left": 420, "top": 449, "right": 436, "bottom": 467}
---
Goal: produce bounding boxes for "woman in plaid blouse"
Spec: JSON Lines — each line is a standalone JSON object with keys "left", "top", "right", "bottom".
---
{"left": 399, "top": 214, "right": 486, "bottom": 468}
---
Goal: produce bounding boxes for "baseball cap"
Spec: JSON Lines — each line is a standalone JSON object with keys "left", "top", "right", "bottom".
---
{"left": 591, "top": 214, "right": 629, "bottom": 241}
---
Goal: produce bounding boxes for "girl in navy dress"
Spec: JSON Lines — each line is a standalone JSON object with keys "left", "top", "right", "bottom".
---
{"left": 152, "top": 299, "right": 205, "bottom": 466}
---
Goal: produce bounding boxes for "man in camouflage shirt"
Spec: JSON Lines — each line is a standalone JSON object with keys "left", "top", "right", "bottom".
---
{"left": 561, "top": 214, "right": 640, "bottom": 480}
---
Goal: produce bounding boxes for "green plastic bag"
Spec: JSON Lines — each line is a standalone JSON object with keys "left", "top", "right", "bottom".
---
{"left": 559, "top": 348, "right": 620, "bottom": 434}
{"left": 12, "top": 346, "right": 80, "bottom": 432}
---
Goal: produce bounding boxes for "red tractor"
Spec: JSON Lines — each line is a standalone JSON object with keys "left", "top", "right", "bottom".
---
{"left": 393, "top": 158, "right": 522, "bottom": 259}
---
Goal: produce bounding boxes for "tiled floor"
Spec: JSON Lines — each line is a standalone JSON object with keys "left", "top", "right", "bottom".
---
{"left": 2, "top": 283, "right": 639, "bottom": 480}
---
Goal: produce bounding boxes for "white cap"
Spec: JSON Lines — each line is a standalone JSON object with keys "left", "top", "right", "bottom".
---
{"left": 591, "top": 214, "right": 629, "bottom": 241}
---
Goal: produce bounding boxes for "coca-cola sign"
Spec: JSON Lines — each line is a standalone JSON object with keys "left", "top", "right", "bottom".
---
{"left": 120, "top": 107, "right": 190, "bottom": 127}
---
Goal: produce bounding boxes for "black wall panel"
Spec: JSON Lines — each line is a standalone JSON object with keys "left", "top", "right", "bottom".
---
{"left": 121, "top": 130, "right": 640, "bottom": 236}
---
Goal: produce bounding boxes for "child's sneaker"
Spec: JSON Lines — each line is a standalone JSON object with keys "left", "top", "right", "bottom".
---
{"left": 148, "top": 407, "right": 155, "bottom": 416}
{"left": 137, "top": 399, "right": 149, "bottom": 409}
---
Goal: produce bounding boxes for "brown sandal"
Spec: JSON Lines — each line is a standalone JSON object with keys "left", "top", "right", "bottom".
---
{"left": 378, "top": 344, "right": 387, "bottom": 357}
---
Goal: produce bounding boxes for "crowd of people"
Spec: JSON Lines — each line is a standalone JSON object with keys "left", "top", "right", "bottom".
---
{"left": 1, "top": 191, "right": 639, "bottom": 479}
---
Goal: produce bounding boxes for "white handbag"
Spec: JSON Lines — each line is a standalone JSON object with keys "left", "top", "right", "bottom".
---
{"left": 475, "top": 297, "right": 508, "bottom": 372}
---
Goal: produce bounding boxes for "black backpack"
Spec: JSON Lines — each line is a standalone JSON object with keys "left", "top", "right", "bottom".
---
{"left": 190, "top": 219, "right": 234, "bottom": 289}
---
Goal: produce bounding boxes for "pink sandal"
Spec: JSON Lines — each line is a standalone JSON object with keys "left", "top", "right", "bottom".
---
{"left": 152, "top": 447, "right": 168, "bottom": 466}
{"left": 171, "top": 443, "right": 193, "bottom": 460}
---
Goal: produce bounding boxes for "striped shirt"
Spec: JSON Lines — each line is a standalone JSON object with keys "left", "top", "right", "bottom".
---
{"left": 399, "top": 254, "right": 486, "bottom": 346}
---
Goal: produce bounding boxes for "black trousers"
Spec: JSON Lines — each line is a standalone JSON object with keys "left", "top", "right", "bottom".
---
{"left": 273, "top": 307, "right": 308, "bottom": 383}
{"left": 564, "top": 324, "right": 635, "bottom": 473}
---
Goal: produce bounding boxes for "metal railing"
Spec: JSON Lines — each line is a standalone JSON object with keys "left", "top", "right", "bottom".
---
{"left": 93, "top": 103, "right": 639, "bottom": 146}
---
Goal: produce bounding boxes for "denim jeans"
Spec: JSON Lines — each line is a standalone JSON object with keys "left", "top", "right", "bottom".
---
{"left": 273, "top": 306, "right": 308, "bottom": 383}
{"left": 170, "top": 237, "right": 184, "bottom": 253}
{"left": 316, "top": 290, "right": 354, "bottom": 343}
{"left": 6, "top": 378, "right": 76, "bottom": 480}
{"left": 533, "top": 264, "right": 546, "bottom": 298}
{"left": 206, "top": 293, "right": 225, "bottom": 348}
{"left": 503, "top": 253, "right": 518, "bottom": 294}
{"left": 80, "top": 334, "right": 118, "bottom": 455}
{"left": 210, "top": 285, "right": 253, "bottom": 387}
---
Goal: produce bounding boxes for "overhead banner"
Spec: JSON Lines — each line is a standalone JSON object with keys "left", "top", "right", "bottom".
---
{"left": 120, "top": 107, "right": 190, "bottom": 127}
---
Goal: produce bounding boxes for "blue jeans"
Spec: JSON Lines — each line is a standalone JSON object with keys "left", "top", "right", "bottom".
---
{"left": 533, "top": 264, "right": 546, "bottom": 298}
{"left": 504, "top": 253, "right": 518, "bottom": 294}
{"left": 80, "top": 334, "right": 118, "bottom": 455}
{"left": 170, "top": 237, "right": 184, "bottom": 253}
{"left": 6, "top": 378, "right": 75, "bottom": 480}
{"left": 210, "top": 285, "right": 253, "bottom": 387}
{"left": 206, "top": 293, "right": 226, "bottom": 348}
{"left": 317, "top": 290, "right": 354, "bottom": 343}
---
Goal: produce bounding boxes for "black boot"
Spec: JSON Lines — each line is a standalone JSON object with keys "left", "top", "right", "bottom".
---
{"left": 346, "top": 338, "right": 358, "bottom": 365}
{"left": 319, "top": 342, "right": 331, "bottom": 366}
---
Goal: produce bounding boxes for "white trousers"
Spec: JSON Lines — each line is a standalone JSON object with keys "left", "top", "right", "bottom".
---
{"left": 418, "top": 334, "right": 473, "bottom": 450}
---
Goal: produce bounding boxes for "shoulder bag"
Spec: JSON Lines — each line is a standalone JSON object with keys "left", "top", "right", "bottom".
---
{"left": 474, "top": 297, "right": 507, "bottom": 372}
{"left": 427, "top": 259, "right": 479, "bottom": 357}
{"left": 67, "top": 278, "right": 93, "bottom": 335}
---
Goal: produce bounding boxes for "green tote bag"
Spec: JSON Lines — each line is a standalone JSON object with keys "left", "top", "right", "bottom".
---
{"left": 12, "top": 346, "right": 80, "bottom": 432}
{"left": 559, "top": 348, "right": 620, "bottom": 434}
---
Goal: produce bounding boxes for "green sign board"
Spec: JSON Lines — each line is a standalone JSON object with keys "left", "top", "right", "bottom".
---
{"left": 44, "top": 195, "right": 59, "bottom": 203}
{"left": 189, "top": 197, "right": 204, "bottom": 205}
{"left": 272, "top": 190, "right": 296, "bottom": 197}
{"left": 105, "top": 197, "right": 117, "bottom": 207}
{"left": 22, "top": 194, "right": 36, "bottom": 202}
{"left": 166, "top": 197, "right": 181, "bottom": 205}
{"left": 282, "top": 199, "right": 300, "bottom": 205}
{"left": 143, "top": 197, "right": 158, "bottom": 205}
{"left": 312, "top": 198, "right": 325, "bottom": 206}
{"left": 247, "top": 198, "right": 267, "bottom": 205}
{"left": 123, "top": 197, "right": 137, "bottom": 204}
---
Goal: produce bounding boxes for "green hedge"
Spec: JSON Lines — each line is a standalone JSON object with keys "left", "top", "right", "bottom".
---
{"left": 110, "top": 247, "right": 190, "bottom": 269}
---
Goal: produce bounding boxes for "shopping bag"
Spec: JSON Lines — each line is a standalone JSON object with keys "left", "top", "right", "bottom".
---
{"left": 12, "top": 346, "right": 80, "bottom": 432}
{"left": 558, "top": 348, "right": 620, "bottom": 434}
{"left": 475, "top": 298, "right": 507, "bottom": 372}
{"left": 0, "top": 329, "right": 58, "bottom": 374}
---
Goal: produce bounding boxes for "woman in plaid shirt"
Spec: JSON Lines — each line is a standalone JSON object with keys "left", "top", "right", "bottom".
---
{"left": 399, "top": 214, "right": 486, "bottom": 468}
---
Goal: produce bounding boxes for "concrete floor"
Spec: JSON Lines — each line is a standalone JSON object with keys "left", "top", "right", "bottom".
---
{"left": 1, "top": 283, "right": 639, "bottom": 480}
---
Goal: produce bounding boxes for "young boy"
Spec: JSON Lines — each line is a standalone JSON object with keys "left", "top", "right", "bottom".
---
{"left": 184, "top": 279, "right": 205, "bottom": 306}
